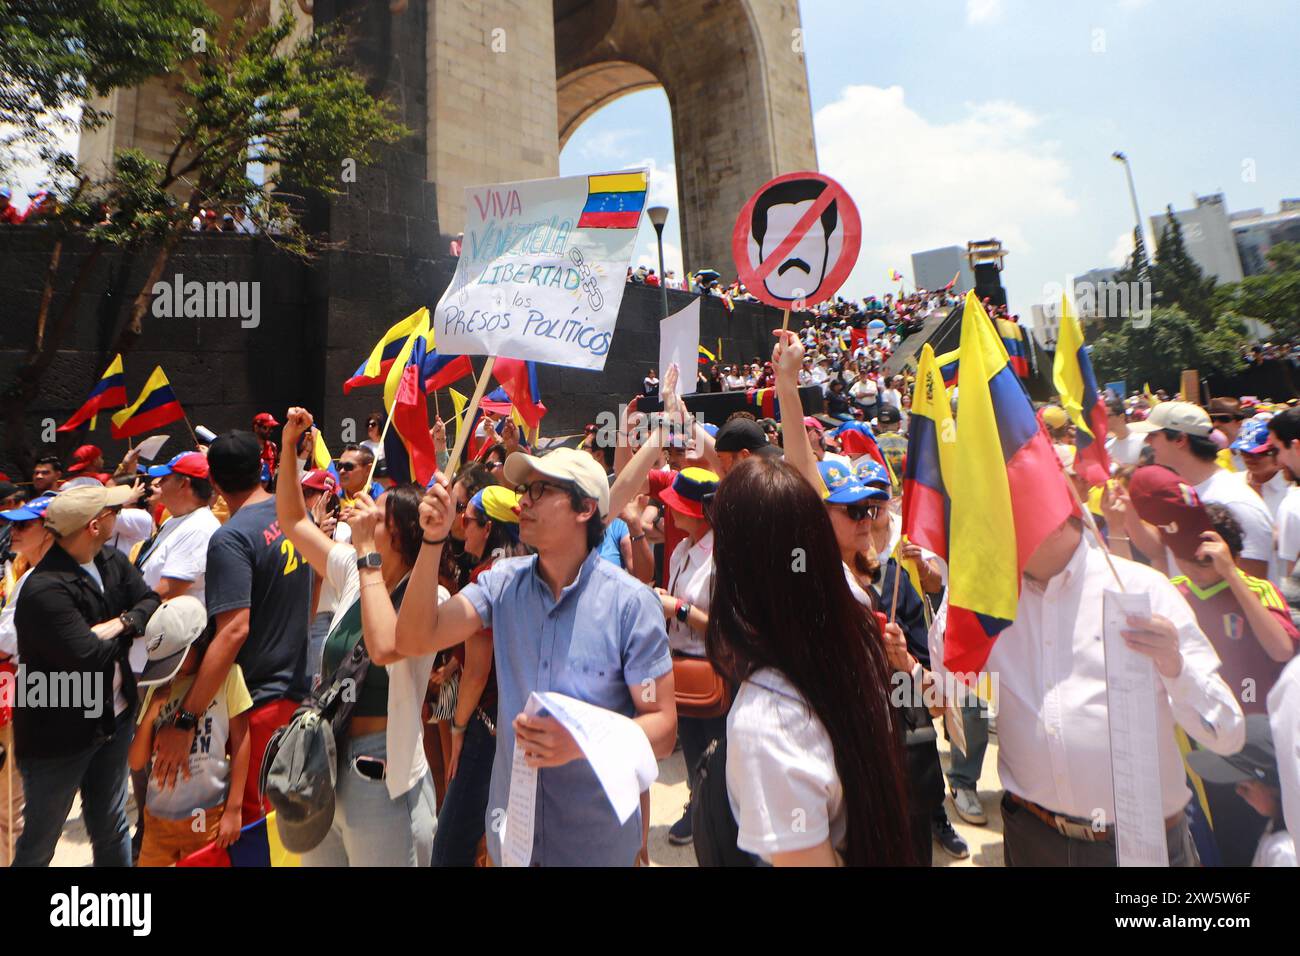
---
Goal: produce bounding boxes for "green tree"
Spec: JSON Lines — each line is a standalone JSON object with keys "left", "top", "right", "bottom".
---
{"left": 1150, "top": 205, "right": 1218, "bottom": 327}
{"left": 1090, "top": 306, "right": 1245, "bottom": 392}
{"left": 1213, "top": 241, "right": 1300, "bottom": 342}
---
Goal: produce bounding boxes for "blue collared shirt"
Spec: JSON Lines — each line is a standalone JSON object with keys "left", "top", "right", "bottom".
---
{"left": 462, "top": 548, "right": 672, "bottom": 866}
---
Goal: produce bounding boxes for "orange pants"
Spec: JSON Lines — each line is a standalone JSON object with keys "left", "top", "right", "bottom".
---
{"left": 243, "top": 698, "right": 300, "bottom": 822}
{"left": 137, "top": 805, "right": 226, "bottom": 867}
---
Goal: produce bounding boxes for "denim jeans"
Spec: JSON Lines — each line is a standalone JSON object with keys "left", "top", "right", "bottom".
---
{"left": 430, "top": 712, "right": 495, "bottom": 866}
{"left": 13, "top": 709, "right": 136, "bottom": 867}
{"left": 301, "top": 730, "right": 436, "bottom": 867}
{"left": 307, "top": 610, "right": 333, "bottom": 690}
{"left": 945, "top": 701, "right": 990, "bottom": 791}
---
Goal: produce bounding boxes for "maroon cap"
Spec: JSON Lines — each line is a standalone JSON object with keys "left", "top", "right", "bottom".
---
{"left": 1126, "top": 465, "right": 1213, "bottom": 562}
{"left": 67, "top": 444, "right": 102, "bottom": 474}
{"left": 301, "top": 469, "right": 337, "bottom": 493}
{"left": 253, "top": 412, "right": 280, "bottom": 428}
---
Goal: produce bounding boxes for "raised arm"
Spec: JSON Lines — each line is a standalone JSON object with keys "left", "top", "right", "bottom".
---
{"left": 772, "top": 329, "right": 820, "bottom": 490}
{"left": 393, "top": 475, "right": 488, "bottom": 658}
{"left": 275, "top": 408, "right": 337, "bottom": 576}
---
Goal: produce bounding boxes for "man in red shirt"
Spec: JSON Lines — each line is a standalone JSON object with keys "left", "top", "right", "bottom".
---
{"left": 0, "top": 187, "right": 22, "bottom": 224}
{"left": 252, "top": 412, "right": 280, "bottom": 483}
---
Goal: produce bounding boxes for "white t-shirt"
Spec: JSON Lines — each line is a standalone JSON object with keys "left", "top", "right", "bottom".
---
{"left": 146, "top": 668, "right": 253, "bottom": 818}
{"left": 1106, "top": 429, "right": 1146, "bottom": 468}
{"left": 316, "top": 519, "right": 352, "bottom": 617}
{"left": 0, "top": 568, "right": 33, "bottom": 662}
{"left": 880, "top": 388, "right": 902, "bottom": 409}
{"left": 107, "top": 507, "right": 154, "bottom": 557}
{"left": 138, "top": 507, "right": 221, "bottom": 607}
{"left": 727, "top": 667, "right": 846, "bottom": 861}
{"left": 1268, "top": 658, "right": 1300, "bottom": 849}
{"left": 1251, "top": 825, "right": 1296, "bottom": 867}
{"left": 850, "top": 379, "right": 878, "bottom": 402}
{"left": 1194, "top": 469, "right": 1274, "bottom": 565}
{"left": 1276, "top": 488, "right": 1300, "bottom": 570}
{"left": 665, "top": 531, "right": 714, "bottom": 657}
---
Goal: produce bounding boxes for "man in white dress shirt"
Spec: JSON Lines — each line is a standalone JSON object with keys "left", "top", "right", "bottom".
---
{"left": 929, "top": 515, "right": 1246, "bottom": 866}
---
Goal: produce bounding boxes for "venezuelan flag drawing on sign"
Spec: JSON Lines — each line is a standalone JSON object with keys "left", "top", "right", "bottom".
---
{"left": 343, "top": 308, "right": 427, "bottom": 394}
{"left": 901, "top": 343, "right": 955, "bottom": 563}
{"left": 577, "top": 171, "right": 648, "bottom": 229}
{"left": 1052, "top": 292, "right": 1111, "bottom": 475}
{"left": 176, "top": 811, "right": 300, "bottom": 867}
{"left": 111, "top": 366, "right": 185, "bottom": 439}
{"left": 944, "top": 293, "right": 1074, "bottom": 677}
{"left": 59, "top": 354, "right": 127, "bottom": 432}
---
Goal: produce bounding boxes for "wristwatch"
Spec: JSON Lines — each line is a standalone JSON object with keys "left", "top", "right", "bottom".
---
{"left": 675, "top": 601, "right": 692, "bottom": 624}
{"left": 171, "top": 708, "right": 199, "bottom": 732}
{"left": 117, "top": 612, "right": 137, "bottom": 638}
{"left": 356, "top": 551, "right": 382, "bottom": 571}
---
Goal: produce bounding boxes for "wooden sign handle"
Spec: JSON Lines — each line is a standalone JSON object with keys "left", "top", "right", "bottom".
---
{"left": 445, "top": 355, "right": 497, "bottom": 477}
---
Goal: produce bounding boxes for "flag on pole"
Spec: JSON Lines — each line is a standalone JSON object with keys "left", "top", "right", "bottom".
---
{"left": 381, "top": 314, "right": 440, "bottom": 486}
{"left": 491, "top": 358, "right": 546, "bottom": 430}
{"left": 419, "top": 346, "right": 473, "bottom": 394}
{"left": 1052, "top": 292, "right": 1111, "bottom": 475}
{"left": 59, "top": 354, "right": 127, "bottom": 432}
{"left": 936, "top": 347, "right": 961, "bottom": 389}
{"left": 942, "top": 271, "right": 961, "bottom": 291}
{"left": 890, "top": 269, "right": 904, "bottom": 283}
{"left": 943, "top": 293, "right": 1074, "bottom": 676}
{"left": 698, "top": 344, "right": 716, "bottom": 365}
{"left": 111, "top": 367, "right": 185, "bottom": 439}
{"left": 901, "top": 343, "right": 955, "bottom": 562}
{"left": 343, "top": 308, "right": 427, "bottom": 394}
{"left": 995, "top": 317, "right": 1030, "bottom": 379}
{"left": 831, "top": 421, "right": 888, "bottom": 473}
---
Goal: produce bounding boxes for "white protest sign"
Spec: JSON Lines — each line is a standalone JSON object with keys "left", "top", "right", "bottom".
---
{"left": 434, "top": 169, "right": 648, "bottom": 371}
{"left": 658, "top": 298, "right": 701, "bottom": 396}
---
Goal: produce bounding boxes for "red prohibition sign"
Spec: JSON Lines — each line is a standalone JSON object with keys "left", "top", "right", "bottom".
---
{"left": 731, "top": 171, "right": 861, "bottom": 311}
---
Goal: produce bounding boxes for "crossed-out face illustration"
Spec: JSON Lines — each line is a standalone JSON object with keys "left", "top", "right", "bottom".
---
{"left": 749, "top": 179, "right": 841, "bottom": 303}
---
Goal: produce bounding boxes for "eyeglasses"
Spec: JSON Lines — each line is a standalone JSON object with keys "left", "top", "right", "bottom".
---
{"left": 1210, "top": 415, "right": 1235, "bottom": 424}
{"left": 337, "top": 461, "right": 359, "bottom": 472}
{"left": 837, "top": 502, "right": 880, "bottom": 522}
{"left": 1245, "top": 449, "right": 1279, "bottom": 460}
{"left": 518, "top": 480, "right": 574, "bottom": 503}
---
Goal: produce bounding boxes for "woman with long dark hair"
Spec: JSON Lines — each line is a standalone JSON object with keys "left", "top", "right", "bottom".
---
{"left": 707, "top": 456, "right": 913, "bottom": 866}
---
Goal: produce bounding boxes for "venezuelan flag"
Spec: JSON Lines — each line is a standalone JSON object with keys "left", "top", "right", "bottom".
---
{"left": 343, "top": 308, "right": 427, "bottom": 394}
{"left": 890, "top": 269, "right": 904, "bottom": 283}
{"left": 995, "top": 317, "right": 1030, "bottom": 379}
{"left": 745, "top": 386, "right": 778, "bottom": 419}
{"left": 577, "top": 171, "right": 648, "bottom": 229}
{"left": 901, "top": 344, "right": 954, "bottom": 562}
{"left": 1052, "top": 292, "right": 1110, "bottom": 475}
{"left": 936, "top": 347, "right": 960, "bottom": 389}
{"left": 944, "top": 293, "right": 1074, "bottom": 677}
{"left": 176, "top": 811, "right": 300, "bottom": 867}
{"left": 111, "top": 367, "right": 184, "bottom": 439}
{"left": 59, "top": 354, "right": 127, "bottom": 432}
{"left": 382, "top": 313, "right": 441, "bottom": 486}
{"left": 420, "top": 348, "right": 473, "bottom": 394}
{"left": 698, "top": 344, "right": 716, "bottom": 365}
{"left": 491, "top": 357, "right": 546, "bottom": 430}
{"left": 832, "top": 421, "right": 887, "bottom": 472}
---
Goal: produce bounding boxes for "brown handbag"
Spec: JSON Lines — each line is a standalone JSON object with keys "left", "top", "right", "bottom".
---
{"left": 672, "top": 654, "right": 731, "bottom": 719}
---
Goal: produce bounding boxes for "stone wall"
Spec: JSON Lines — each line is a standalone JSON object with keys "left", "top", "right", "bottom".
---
{"left": 0, "top": 221, "right": 798, "bottom": 478}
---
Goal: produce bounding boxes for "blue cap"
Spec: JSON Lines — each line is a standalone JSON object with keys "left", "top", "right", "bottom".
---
{"left": 854, "top": 459, "right": 891, "bottom": 489}
{"left": 1231, "top": 417, "right": 1272, "bottom": 455}
{"left": 817, "top": 460, "right": 888, "bottom": 504}
{"left": 700, "top": 422, "right": 719, "bottom": 438}
{"left": 1, "top": 493, "right": 56, "bottom": 522}
{"left": 147, "top": 451, "right": 209, "bottom": 479}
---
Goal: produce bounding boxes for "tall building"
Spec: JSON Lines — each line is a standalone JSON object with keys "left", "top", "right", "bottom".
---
{"left": 1233, "top": 200, "right": 1300, "bottom": 275}
{"left": 1150, "top": 194, "right": 1300, "bottom": 284}
{"left": 910, "top": 245, "right": 975, "bottom": 294}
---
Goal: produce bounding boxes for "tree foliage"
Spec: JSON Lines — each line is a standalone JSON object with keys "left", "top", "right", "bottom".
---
{"left": 1212, "top": 241, "right": 1300, "bottom": 343}
{"left": 1090, "top": 306, "right": 1246, "bottom": 392}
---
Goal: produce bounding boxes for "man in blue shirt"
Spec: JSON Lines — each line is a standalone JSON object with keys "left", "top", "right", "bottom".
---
{"left": 395, "top": 448, "right": 675, "bottom": 866}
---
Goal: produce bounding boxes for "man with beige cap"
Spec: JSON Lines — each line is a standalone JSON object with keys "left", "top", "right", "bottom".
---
{"left": 11, "top": 484, "right": 160, "bottom": 866}
{"left": 1124, "top": 401, "right": 1274, "bottom": 579}
{"left": 395, "top": 447, "right": 676, "bottom": 866}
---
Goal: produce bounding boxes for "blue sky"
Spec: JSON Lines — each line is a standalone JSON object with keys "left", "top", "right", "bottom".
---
{"left": 561, "top": 0, "right": 1300, "bottom": 318}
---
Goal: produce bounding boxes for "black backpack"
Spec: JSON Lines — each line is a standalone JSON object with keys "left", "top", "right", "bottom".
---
{"left": 691, "top": 734, "right": 760, "bottom": 867}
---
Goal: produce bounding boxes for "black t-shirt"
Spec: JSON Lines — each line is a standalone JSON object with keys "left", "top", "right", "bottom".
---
{"left": 204, "top": 497, "right": 310, "bottom": 706}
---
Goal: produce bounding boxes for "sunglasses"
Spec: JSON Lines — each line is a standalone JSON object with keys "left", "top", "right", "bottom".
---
{"left": 1245, "top": 449, "right": 1278, "bottom": 460}
{"left": 9, "top": 518, "right": 39, "bottom": 532}
{"left": 337, "top": 461, "right": 359, "bottom": 472}
{"left": 837, "top": 502, "right": 881, "bottom": 522}
{"left": 1210, "top": 415, "right": 1235, "bottom": 424}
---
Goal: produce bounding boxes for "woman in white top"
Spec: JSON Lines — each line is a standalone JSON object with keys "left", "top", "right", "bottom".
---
{"left": 360, "top": 411, "right": 386, "bottom": 466}
{"left": 651, "top": 466, "right": 721, "bottom": 846}
{"left": 706, "top": 456, "right": 912, "bottom": 865}
{"left": 277, "top": 408, "right": 439, "bottom": 866}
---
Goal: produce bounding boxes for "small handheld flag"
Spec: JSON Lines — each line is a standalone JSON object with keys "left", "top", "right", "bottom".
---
{"left": 59, "top": 354, "right": 127, "bottom": 432}
{"left": 343, "top": 308, "right": 427, "bottom": 394}
{"left": 111, "top": 367, "right": 185, "bottom": 440}
{"left": 1052, "top": 292, "right": 1110, "bottom": 475}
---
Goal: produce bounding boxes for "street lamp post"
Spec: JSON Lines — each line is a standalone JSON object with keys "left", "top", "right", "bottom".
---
{"left": 648, "top": 205, "right": 670, "bottom": 320}
{"left": 1112, "top": 151, "right": 1148, "bottom": 271}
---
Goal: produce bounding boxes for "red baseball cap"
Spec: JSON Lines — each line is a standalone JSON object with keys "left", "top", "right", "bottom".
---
{"left": 1126, "top": 465, "right": 1213, "bottom": 562}
{"left": 147, "top": 451, "right": 210, "bottom": 480}
{"left": 253, "top": 412, "right": 280, "bottom": 428}
{"left": 301, "top": 469, "right": 337, "bottom": 493}
{"left": 67, "top": 444, "right": 102, "bottom": 474}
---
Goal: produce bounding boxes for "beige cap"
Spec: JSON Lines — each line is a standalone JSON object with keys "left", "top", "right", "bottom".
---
{"left": 43, "top": 484, "right": 135, "bottom": 536}
{"left": 1127, "top": 401, "right": 1212, "bottom": 437}
{"left": 503, "top": 448, "right": 610, "bottom": 517}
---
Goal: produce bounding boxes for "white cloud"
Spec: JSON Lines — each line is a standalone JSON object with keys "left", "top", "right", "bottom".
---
{"left": 1108, "top": 230, "right": 1135, "bottom": 267}
{"left": 579, "top": 128, "right": 638, "bottom": 162}
{"left": 813, "top": 84, "right": 1078, "bottom": 300}
{"left": 966, "top": 0, "right": 1003, "bottom": 25}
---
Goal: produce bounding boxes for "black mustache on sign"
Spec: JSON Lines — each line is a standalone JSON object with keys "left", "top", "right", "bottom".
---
{"left": 777, "top": 257, "right": 811, "bottom": 276}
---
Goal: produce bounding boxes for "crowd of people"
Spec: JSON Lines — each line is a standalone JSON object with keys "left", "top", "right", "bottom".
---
{"left": 2, "top": 328, "right": 1299, "bottom": 869}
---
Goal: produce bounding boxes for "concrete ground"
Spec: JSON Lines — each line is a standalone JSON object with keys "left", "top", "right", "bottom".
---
{"left": 49, "top": 724, "right": 1004, "bottom": 867}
